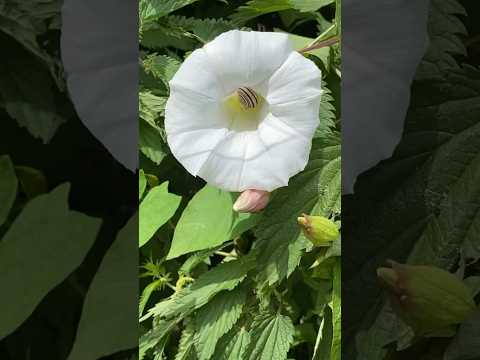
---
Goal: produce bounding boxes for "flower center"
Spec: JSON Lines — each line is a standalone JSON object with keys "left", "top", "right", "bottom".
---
{"left": 223, "top": 87, "right": 268, "bottom": 132}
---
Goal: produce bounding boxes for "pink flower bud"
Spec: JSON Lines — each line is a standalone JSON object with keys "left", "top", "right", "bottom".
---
{"left": 233, "top": 189, "right": 270, "bottom": 213}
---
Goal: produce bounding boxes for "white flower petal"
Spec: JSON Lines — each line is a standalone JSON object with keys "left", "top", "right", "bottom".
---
{"left": 265, "top": 51, "right": 322, "bottom": 105}
{"left": 196, "top": 113, "right": 312, "bottom": 192}
{"left": 169, "top": 48, "right": 224, "bottom": 99}
{"left": 203, "top": 30, "right": 293, "bottom": 94}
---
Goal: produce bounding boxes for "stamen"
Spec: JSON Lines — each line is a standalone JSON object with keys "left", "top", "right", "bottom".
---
{"left": 237, "top": 87, "right": 259, "bottom": 110}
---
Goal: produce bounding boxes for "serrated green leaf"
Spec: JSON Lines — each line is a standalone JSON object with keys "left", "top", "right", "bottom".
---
{"left": 176, "top": 319, "right": 198, "bottom": 360}
{"left": 67, "top": 214, "right": 138, "bottom": 360}
{"left": 139, "top": 181, "right": 181, "bottom": 247}
{"left": 140, "top": 0, "right": 202, "bottom": 25}
{"left": 244, "top": 313, "right": 295, "bottom": 360}
{"left": 0, "top": 184, "right": 101, "bottom": 340}
{"left": 143, "top": 254, "right": 255, "bottom": 321}
{"left": 140, "top": 317, "right": 178, "bottom": 360}
{"left": 212, "top": 325, "right": 251, "bottom": 360}
{"left": 139, "top": 91, "right": 167, "bottom": 126}
{"left": 255, "top": 135, "right": 341, "bottom": 287}
{"left": 139, "top": 279, "right": 165, "bottom": 317}
{"left": 194, "top": 287, "right": 246, "bottom": 360}
{"left": 143, "top": 54, "right": 180, "bottom": 91}
{"left": 0, "top": 155, "right": 17, "bottom": 227}
{"left": 168, "top": 185, "right": 258, "bottom": 259}
{"left": 139, "top": 118, "right": 168, "bottom": 165}
{"left": 231, "top": 0, "right": 333, "bottom": 24}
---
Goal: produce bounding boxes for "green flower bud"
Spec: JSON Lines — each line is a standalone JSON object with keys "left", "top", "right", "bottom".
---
{"left": 377, "top": 261, "right": 476, "bottom": 335}
{"left": 297, "top": 214, "right": 339, "bottom": 247}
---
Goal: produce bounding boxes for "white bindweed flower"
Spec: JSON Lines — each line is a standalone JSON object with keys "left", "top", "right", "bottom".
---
{"left": 165, "top": 30, "right": 322, "bottom": 192}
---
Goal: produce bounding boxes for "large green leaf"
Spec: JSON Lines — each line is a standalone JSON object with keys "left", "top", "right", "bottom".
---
{"left": 212, "top": 326, "right": 251, "bottom": 360}
{"left": 167, "top": 185, "right": 258, "bottom": 259}
{"left": 194, "top": 286, "right": 246, "bottom": 360}
{"left": 0, "top": 184, "right": 101, "bottom": 340}
{"left": 139, "top": 181, "right": 181, "bottom": 247}
{"left": 255, "top": 135, "right": 341, "bottom": 288}
{"left": 143, "top": 254, "right": 255, "bottom": 321}
{"left": 0, "top": 155, "right": 17, "bottom": 227}
{"left": 67, "top": 214, "right": 138, "bottom": 360}
{"left": 244, "top": 312, "right": 295, "bottom": 360}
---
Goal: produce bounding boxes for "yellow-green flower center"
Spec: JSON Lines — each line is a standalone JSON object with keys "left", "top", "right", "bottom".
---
{"left": 223, "top": 87, "right": 267, "bottom": 131}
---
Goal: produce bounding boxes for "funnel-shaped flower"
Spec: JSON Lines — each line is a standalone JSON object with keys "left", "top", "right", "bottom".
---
{"left": 165, "top": 30, "right": 322, "bottom": 192}
{"left": 377, "top": 261, "right": 476, "bottom": 335}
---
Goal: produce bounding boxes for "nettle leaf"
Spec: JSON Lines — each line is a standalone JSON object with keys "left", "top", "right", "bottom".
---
{"left": 255, "top": 135, "right": 341, "bottom": 287}
{"left": 67, "top": 214, "right": 138, "bottom": 360}
{"left": 139, "top": 0, "right": 202, "bottom": 25}
{"left": 176, "top": 319, "right": 198, "bottom": 360}
{"left": 144, "top": 254, "right": 255, "bottom": 321}
{"left": 316, "top": 84, "right": 337, "bottom": 136}
{"left": 212, "top": 325, "right": 251, "bottom": 360}
{"left": 0, "top": 155, "right": 18, "bottom": 227}
{"left": 139, "top": 118, "right": 169, "bottom": 164}
{"left": 346, "top": 67, "right": 480, "bottom": 359}
{"left": 416, "top": 0, "right": 467, "bottom": 79}
{"left": 231, "top": 0, "right": 334, "bottom": 24}
{"left": 139, "top": 181, "right": 181, "bottom": 247}
{"left": 140, "top": 317, "right": 179, "bottom": 360}
{"left": 244, "top": 312, "right": 295, "bottom": 360}
{"left": 139, "top": 91, "right": 167, "bottom": 126}
{"left": 0, "top": 184, "right": 101, "bottom": 340}
{"left": 194, "top": 286, "right": 246, "bottom": 360}
{"left": 143, "top": 54, "right": 180, "bottom": 91}
{"left": 167, "top": 185, "right": 258, "bottom": 259}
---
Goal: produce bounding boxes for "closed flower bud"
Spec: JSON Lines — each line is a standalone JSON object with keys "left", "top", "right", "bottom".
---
{"left": 297, "top": 214, "right": 339, "bottom": 246}
{"left": 233, "top": 189, "right": 270, "bottom": 213}
{"left": 377, "top": 261, "right": 476, "bottom": 335}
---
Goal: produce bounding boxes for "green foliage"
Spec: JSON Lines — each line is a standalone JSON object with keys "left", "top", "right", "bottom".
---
{"left": 243, "top": 312, "right": 295, "bottom": 360}
{"left": 0, "top": 0, "right": 66, "bottom": 142}
{"left": 167, "top": 185, "right": 258, "bottom": 259}
{"left": 139, "top": 0, "right": 341, "bottom": 359}
{"left": 0, "top": 184, "right": 101, "bottom": 340}
{"left": 344, "top": 1, "right": 480, "bottom": 359}
{"left": 139, "top": 181, "right": 181, "bottom": 247}
{"left": 67, "top": 214, "right": 138, "bottom": 360}
{"left": 194, "top": 287, "right": 247, "bottom": 359}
